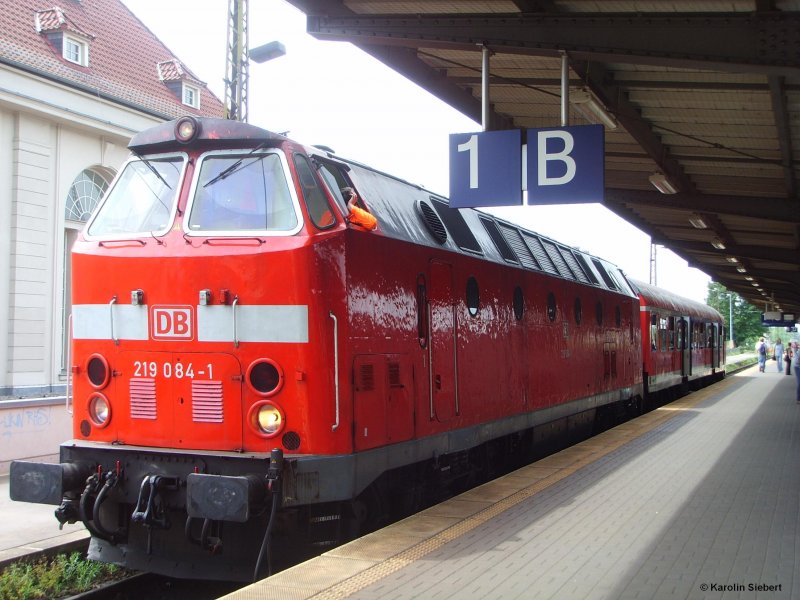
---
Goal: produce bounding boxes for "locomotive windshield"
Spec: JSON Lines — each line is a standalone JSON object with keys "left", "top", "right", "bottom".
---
{"left": 187, "top": 151, "right": 298, "bottom": 233}
{"left": 87, "top": 155, "right": 184, "bottom": 237}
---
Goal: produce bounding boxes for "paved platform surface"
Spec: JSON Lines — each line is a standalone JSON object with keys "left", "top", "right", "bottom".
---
{"left": 225, "top": 365, "right": 799, "bottom": 600}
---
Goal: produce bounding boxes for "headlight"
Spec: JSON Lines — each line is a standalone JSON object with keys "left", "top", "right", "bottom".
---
{"left": 246, "top": 359, "right": 284, "bottom": 396}
{"left": 88, "top": 393, "right": 111, "bottom": 428}
{"left": 86, "top": 354, "right": 110, "bottom": 389}
{"left": 175, "top": 116, "right": 199, "bottom": 143}
{"left": 248, "top": 401, "right": 284, "bottom": 438}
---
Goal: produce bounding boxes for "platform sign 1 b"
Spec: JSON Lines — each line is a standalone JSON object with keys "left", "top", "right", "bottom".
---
{"left": 448, "top": 125, "right": 604, "bottom": 208}
{"left": 449, "top": 129, "right": 522, "bottom": 208}
{"left": 527, "top": 125, "right": 604, "bottom": 205}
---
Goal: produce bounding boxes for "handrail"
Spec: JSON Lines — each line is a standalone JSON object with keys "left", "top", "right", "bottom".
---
{"left": 329, "top": 311, "right": 339, "bottom": 432}
{"left": 66, "top": 313, "right": 73, "bottom": 415}
{"left": 109, "top": 296, "right": 118, "bottom": 345}
{"left": 232, "top": 296, "right": 240, "bottom": 348}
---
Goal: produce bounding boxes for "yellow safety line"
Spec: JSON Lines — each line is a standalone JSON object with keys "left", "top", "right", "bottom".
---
{"left": 312, "top": 376, "right": 739, "bottom": 599}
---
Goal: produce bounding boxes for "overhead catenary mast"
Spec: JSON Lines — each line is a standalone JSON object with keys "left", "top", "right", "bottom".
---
{"left": 224, "top": 0, "right": 249, "bottom": 121}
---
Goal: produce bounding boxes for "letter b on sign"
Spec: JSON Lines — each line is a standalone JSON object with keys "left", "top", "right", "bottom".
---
{"left": 527, "top": 124, "right": 604, "bottom": 205}
{"left": 151, "top": 306, "right": 193, "bottom": 340}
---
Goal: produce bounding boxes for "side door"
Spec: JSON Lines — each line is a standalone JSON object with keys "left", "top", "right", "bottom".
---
{"left": 428, "top": 260, "right": 457, "bottom": 422}
{"left": 679, "top": 318, "right": 691, "bottom": 377}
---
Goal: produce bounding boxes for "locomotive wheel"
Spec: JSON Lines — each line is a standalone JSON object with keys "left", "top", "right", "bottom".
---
{"left": 344, "top": 484, "right": 387, "bottom": 538}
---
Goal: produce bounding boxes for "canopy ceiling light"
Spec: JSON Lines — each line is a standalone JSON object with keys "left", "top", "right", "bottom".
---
{"left": 570, "top": 88, "right": 618, "bottom": 130}
{"left": 725, "top": 256, "right": 739, "bottom": 263}
{"left": 688, "top": 214, "right": 708, "bottom": 229}
{"left": 649, "top": 172, "right": 678, "bottom": 194}
{"left": 710, "top": 239, "right": 726, "bottom": 250}
{"left": 736, "top": 266, "right": 747, "bottom": 273}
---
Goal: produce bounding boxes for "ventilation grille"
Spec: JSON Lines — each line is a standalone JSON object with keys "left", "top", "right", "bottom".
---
{"left": 480, "top": 216, "right": 518, "bottom": 263}
{"left": 358, "top": 364, "right": 375, "bottom": 392}
{"left": 388, "top": 362, "right": 402, "bottom": 388}
{"left": 524, "top": 234, "right": 557, "bottom": 274}
{"left": 192, "top": 380, "right": 224, "bottom": 423}
{"left": 130, "top": 378, "right": 157, "bottom": 420}
{"left": 542, "top": 239, "right": 573, "bottom": 279}
{"left": 560, "top": 248, "right": 590, "bottom": 283}
{"left": 418, "top": 200, "right": 448, "bottom": 244}
{"left": 499, "top": 224, "right": 537, "bottom": 269}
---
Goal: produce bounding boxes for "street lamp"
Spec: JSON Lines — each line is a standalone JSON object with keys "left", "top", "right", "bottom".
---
{"left": 727, "top": 293, "right": 734, "bottom": 349}
{"left": 249, "top": 41, "right": 286, "bottom": 64}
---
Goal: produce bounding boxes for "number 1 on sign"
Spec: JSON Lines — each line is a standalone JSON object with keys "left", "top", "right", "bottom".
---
{"left": 457, "top": 134, "right": 478, "bottom": 189}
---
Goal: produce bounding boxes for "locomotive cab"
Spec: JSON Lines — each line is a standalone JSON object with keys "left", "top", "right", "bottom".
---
{"left": 12, "top": 117, "right": 366, "bottom": 580}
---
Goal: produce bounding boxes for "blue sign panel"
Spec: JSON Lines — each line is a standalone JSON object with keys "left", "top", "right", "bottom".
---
{"left": 449, "top": 130, "right": 522, "bottom": 208}
{"left": 761, "top": 312, "right": 796, "bottom": 327}
{"left": 526, "top": 124, "right": 604, "bottom": 205}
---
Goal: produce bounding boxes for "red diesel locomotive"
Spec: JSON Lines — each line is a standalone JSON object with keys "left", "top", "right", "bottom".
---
{"left": 10, "top": 117, "right": 724, "bottom": 581}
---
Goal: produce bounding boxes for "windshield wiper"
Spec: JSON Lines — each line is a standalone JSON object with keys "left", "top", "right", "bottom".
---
{"left": 203, "top": 142, "right": 268, "bottom": 188}
{"left": 132, "top": 152, "right": 172, "bottom": 190}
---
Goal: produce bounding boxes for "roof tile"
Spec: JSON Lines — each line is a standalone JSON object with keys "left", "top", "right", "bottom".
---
{"left": 2, "top": 0, "right": 224, "bottom": 119}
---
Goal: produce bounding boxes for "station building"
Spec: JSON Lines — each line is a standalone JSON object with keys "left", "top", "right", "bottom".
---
{"left": 0, "top": 0, "right": 224, "bottom": 474}
{"left": 0, "top": 0, "right": 223, "bottom": 470}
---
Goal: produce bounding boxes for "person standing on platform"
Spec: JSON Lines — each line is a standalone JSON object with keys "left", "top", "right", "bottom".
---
{"left": 774, "top": 339, "right": 784, "bottom": 373}
{"left": 785, "top": 344, "right": 793, "bottom": 375}
{"left": 792, "top": 342, "right": 800, "bottom": 402}
{"left": 756, "top": 337, "right": 767, "bottom": 372}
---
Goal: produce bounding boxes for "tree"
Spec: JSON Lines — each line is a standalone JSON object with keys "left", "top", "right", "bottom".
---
{"left": 706, "top": 282, "right": 766, "bottom": 349}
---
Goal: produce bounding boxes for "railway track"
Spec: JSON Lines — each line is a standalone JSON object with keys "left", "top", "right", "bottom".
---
{"left": 62, "top": 572, "right": 242, "bottom": 600}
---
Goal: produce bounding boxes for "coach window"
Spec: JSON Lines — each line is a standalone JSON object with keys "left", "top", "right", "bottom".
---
{"left": 668, "top": 317, "right": 675, "bottom": 350}
{"left": 547, "top": 292, "right": 557, "bottom": 322}
{"left": 615, "top": 305, "right": 621, "bottom": 328}
{"left": 650, "top": 314, "right": 658, "bottom": 351}
{"left": 294, "top": 155, "right": 335, "bottom": 229}
{"left": 659, "top": 317, "right": 668, "bottom": 352}
{"left": 466, "top": 277, "right": 480, "bottom": 317}
{"left": 574, "top": 297, "right": 582, "bottom": 325}
{"left": 595, "top": 301, "right": 603, "bottom": 326}
{"left": 513, "top": 286, "right": 524, "bottom": 321}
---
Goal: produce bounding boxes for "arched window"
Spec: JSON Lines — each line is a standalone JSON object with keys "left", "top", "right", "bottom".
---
{"left": 61, "top": 167, "right": 114, "bottom": 374}
{"left": 65, "top": 168, "right": 114, "bottom": 223}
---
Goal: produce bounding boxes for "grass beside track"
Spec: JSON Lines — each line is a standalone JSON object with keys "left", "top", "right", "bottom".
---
{"left": 0, "top": 552, "right": 127, "bottom": 600}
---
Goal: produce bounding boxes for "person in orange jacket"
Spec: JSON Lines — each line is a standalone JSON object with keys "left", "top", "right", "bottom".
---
{"left": 342, "top": 187, "right": 377, "bottom": 231}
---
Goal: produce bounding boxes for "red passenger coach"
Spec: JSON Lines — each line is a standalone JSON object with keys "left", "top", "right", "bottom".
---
{"left": 10, "top": 117, "right": 719, "bottom": 582}
{"left": 635, "top": 279, "right": 725, "bottom": 401}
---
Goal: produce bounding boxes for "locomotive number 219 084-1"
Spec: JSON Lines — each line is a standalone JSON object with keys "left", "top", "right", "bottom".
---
{"left": 133, "top": 361, "right": 215, "bottom": 380}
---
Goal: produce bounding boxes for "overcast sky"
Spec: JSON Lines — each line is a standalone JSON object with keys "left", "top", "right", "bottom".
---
{"left": 121, "top": 0, "right": 712, "bottom": 303}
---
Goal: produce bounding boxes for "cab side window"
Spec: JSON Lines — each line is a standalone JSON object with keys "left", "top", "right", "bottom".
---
{"left": 293, "top": 154, "right": 335, "bottom": 229}
{"left": 318, "top": 164, "right": 350, "bottom": 214}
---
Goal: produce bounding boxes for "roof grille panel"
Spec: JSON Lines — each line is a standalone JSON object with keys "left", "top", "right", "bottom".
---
{"left": 499, "top": 223, "right": 538, "bottom": 269}
{"left": 523, "top": 234, "right": 557, "bottom": 274}
{"left": 592, "top": 258, "right": 619, "bottom": 290}
{"left": 576, "top": 253, "right": 600, "bottom": 285}
{"left": 480, "top": 216, "right": 519, "bottom": 263}
{"left": 429, "top": 198, "right": 483, "bottom": 254}
{"left": 542, "top": 239, "right": 573, "bottom": 279}
{"left": 560, "top": 248, "right": 590, "bottom": 283}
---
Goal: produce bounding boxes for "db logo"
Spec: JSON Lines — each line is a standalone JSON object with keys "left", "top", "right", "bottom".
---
{"left": 151, "top": 306, "right": 193, "bottom": 340}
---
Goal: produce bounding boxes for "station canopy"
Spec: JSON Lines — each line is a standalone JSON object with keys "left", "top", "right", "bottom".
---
{"left": 287, "top": 0, "right": 800, "bottom": 318}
